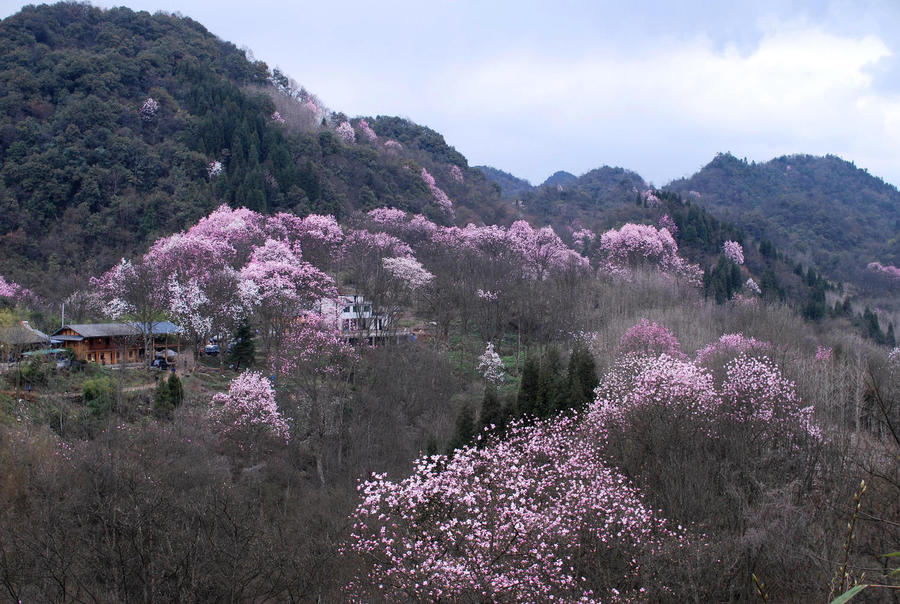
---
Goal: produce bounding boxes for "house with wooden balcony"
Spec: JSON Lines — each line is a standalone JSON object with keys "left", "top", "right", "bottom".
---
{"left": 51, "top": 321, "right": 181, "bottom": 365}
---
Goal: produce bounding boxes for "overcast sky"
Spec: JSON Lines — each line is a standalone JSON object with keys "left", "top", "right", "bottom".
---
{"left": 3, "top": 0, "right": 899, "bottom": 187}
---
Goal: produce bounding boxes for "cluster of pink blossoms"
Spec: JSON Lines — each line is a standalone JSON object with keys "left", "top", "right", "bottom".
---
{"left": 209, "top": 371, "right": 290, "bottom": 447}
{"left": 658, "top": 214, "right": 678, "bottom": 235}
{"left": 695, "top": 333, "right": 771, "bottom": 366}
{"left": 343, "top": 229, "right": 413, "bottom": 259}
{"left": 0, "top": 274, "right": 25, "bottom": 300}
{"left": 815, "top": 345, "right": 833, "bottom": 362}
{"left": 572, "top": 227, "right": 596, "bottom": 251}
{"left": 345, "top": 415, "right": 681, "bottom": 602}
{"left": 303, "top": 98, "right": 322, "bottom": 117}
{"left": 599, "top": 223, "right": 702, "bottom": 284}
{"left": 641, "top": 188, "right": 661, "bottom": 208}
{"left": 272, "top": 313, "right": 357, "bottom": 379}
{"left": 335, "top": 121, "right": 355, "bottom": 144}
{"left": 93, "top": 205, "right": 343, "bottom": 353}
{"left": 366, "top": 207, "right": 407, "bottom": 226}
{"left": 592, "top": 328, "right": 821, "bottom": 447}
{"left": 866, "top": 262, "right": 900, "bottom": 280}
{"left": 618, "top": 319, "right": 685, "bottom": 358}
{"left": 722, "top": 240, "right": 744, "bottom": 265}
{"left": 420, "top": 167, "right": 454, "bottom": 215}
{"left": 139, "top": 97, "right": 158, "bottom": 121}
{"left": 356, "top": 119, "right": 378, "bottom": 142}
{"left": 382, "top": 256, "right": 434, "bottom": 290}
{"left": 383, "top": 139, "right": 403, "bottom": 153}
{"left": 592, "top": 353, "right": 719, "bottom": 434}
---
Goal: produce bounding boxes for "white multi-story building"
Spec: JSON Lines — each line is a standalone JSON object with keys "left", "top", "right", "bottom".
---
{"left": 315, "top": 293, "right": 389, "bottom": 334}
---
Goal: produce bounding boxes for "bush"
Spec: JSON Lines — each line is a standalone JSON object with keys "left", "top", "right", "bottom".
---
{"left": 82, "top": 377, "right": 114, "bottom": 418}
{"left": 20, "top": 357, "right": 49, "bottom": 385}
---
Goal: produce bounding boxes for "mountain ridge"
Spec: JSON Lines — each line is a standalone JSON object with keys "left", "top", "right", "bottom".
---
{"left": 1, "top": 3, "right": 897, "bottom": 300}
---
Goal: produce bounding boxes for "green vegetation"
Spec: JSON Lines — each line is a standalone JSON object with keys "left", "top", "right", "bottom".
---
{"left": 0, "top": 3, "right": 505, "bottom": 295}
{"left": 667, "top": 152, "right": 900, "bottom": 286}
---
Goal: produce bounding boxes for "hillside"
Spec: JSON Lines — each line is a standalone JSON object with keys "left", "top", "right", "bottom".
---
{"left": 472, "top": 165, "right": 533, "bottom": 199}
{"left": 665, "top": 153, "right": 900, "bottom": 285}
{"left": 0, "top": 3, "right": 507, "bottom": 295}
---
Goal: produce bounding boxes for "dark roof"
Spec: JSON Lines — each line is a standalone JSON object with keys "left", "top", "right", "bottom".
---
{"left": 140, "top": 321, "right": 182, "bottom": 335}
{"left": 53, "top": 323, "right": 141, "bottom": 338}
{"left": 51, "top": 321, "right": 182, "bottom": 339}
{"left": 0, "top": 321, "right": 50, "bottom": 346}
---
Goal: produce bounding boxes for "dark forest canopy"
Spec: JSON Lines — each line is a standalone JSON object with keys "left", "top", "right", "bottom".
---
{"left": 0, "top": 3, "right": 507, "bottom": 293}
{"left": 666, "top": 152, "right": 900, "bottom": 283}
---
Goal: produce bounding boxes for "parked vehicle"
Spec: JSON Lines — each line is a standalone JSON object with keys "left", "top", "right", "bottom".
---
{"left": 204, "top": 344, "right": 220, "bottom": 356}
{"left": 151, "top": 358, "right": 168, "bottom": 369}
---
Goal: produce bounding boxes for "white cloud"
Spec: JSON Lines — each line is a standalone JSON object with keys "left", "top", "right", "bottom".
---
{"left": 425, "top": 26, "right": 899, "bottom": 184}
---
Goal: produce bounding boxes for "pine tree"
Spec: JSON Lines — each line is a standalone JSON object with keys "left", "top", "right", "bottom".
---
{"left": 153, "top": 376, "right": 174, "bottom": 420}
{"left": 536, "top": 348, "right": 564, "bottom": 419}
{"left": 565, "top": 342, "right": 598, "bottom": 412}
{"left": 478, "top": 385, "right": 503, "bottom": 439}
{"left": 446, "top": 403, "right": 476, "bottom": 454}
{"left": 516, "top": 355, "right": 540, "bottom": 420}
{"left": 228, "top": 320, "right": 256, "bottom": 369}
{"left": 425, "top": 434, "right": 438, "bottom": 456}
{"left": 168, "top": 373, "right": 184, "bottom": 407}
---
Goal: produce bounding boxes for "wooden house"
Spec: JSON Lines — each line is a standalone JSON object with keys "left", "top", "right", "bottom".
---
{"left": 51, "top": 321, "right": 181, "bottom": 365}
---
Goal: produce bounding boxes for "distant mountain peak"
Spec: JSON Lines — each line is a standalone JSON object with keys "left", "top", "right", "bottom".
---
{"left": 542, "top": 171, "right": 578, "bottom": 187}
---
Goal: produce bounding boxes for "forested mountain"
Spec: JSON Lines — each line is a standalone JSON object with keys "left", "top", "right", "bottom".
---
{"left": 666, "top": 153, "right": 900, "bottom": 285}
{"left": 0, "top": 3, "right": 507, "bottom": 295}
{"left": 472, "top": 165, "right": 533, "bottom": 198}
{"left": 542, "top": 170, "right": 578, "bottom": 188}
{"left": 2, "top": 5, "right": 899, "bottom": 602}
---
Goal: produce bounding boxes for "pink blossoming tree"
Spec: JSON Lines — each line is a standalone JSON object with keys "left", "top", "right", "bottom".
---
{"left": 240, "top": 239, "right": 336, "bottom": 353}
{"left": 383, "top": 139, "right": 403, "bottom": 153}
{"left": 722, "top": 240, "right": 744, "bottom": 265}
{"left": 91, "top": 258, "right": 168, "bottom": 366}
{"left": 335, "top": 121, "right": 355, "bottom": 144}
{"left": 420, "top": 167, "right": 454, "bottom": 216}
{"left": 274, "top": 313, "right": 358, "bottom": 485}
{"left": 599, "top": 223, "right": 702, "bottom": 284}
{"left": 587, "top": 348, "right": 822, "bottom": 546}
{"left": 139, "top": 97, "right": 159, "bottom": 121}
{"left": 209, "top": 371, "right": 290, "bottom": 456}
{"left": 0, "top": 275, "right": 23, "bottom": 301}
{"left": 618, "top": 319, "right": 685, "bottom": 358}
{"left": 345, "top": 415, "right": 682, "bottom": 602}
{"left": 658, "top": 214, "right": 678, "bottom": 235}
{"left": 476, "top": 342, "right": 504, "bottom": 385}
{"left": 357, "top": 119, "right": 378, "bottom": 142}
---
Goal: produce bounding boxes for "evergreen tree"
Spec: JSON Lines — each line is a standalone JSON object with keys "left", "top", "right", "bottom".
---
{"left": 168, "top": 373, "right": 184, "bottom": 408}
{"left": 565, "top": 343, "right": 598, "bottom": 412}
{"left": 516, "top": 355, "right": 540, "bottom": 419}
{"left": 536, "top": 348, "right": 564, "bottom": 419}
{"left": 425, "top": 434, "right": 438, "bottom": 457}
{"left": 887, "top": 323, "right": 896, "bottom": 347}
{"left": 446, "top": 403, "right": 476, "bottom": 454}
{"left": 478, "top": 385, "right": 503, "bottom": 441}
{"left": 153, "top": 376, "right": 174, "bottom": 420}
{"left": 228, "top": 321, "right": 256, "bottom": 369}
